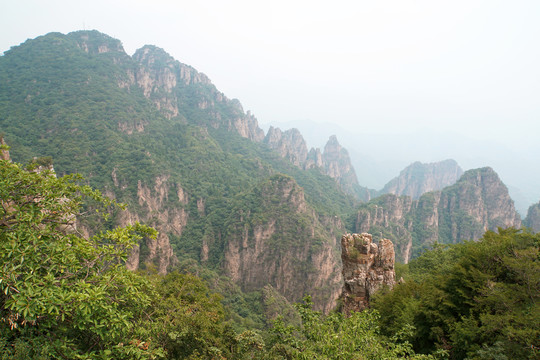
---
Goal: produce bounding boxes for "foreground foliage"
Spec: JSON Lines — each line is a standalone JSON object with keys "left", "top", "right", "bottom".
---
{"left": 373, "top": 228, "right": 540, "bottom": 359}
{"left": 0, "top": 158, "right": 161, "bottom": 359}
{"left": 265, "top": 296, "right": 445, "bottom": 360}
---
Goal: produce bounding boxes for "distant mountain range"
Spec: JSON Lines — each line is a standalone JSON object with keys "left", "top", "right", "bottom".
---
{"left": 0, "top": 30, "right": 535, "bottom": 312}
{"left": 261, "top": 119, "right": 540, "bottom": 216}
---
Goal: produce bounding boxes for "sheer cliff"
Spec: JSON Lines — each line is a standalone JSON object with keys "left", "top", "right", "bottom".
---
{"left": 223, "top": 174, "right": 345, "bottom": 312}
{"left": 356, "top": 167, "right": 521, "bottom": 263}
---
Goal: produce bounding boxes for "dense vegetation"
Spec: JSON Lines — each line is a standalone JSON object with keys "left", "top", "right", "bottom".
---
{"left": 2, "top": 155, "right": 538, "bottom": 359}
{"left": 372, "top": 228, "right": 539, "bottom": 359}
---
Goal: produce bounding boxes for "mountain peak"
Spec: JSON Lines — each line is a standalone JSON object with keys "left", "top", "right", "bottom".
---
{"left": 381, "top": 159, "right": 463, "bottom": 199}
{"left": 68, "top": 30, "right": 125, "bottom": 55}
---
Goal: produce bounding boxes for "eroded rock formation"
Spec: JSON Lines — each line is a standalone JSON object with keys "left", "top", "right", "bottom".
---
{"left": 131, "top": 45, "right": 264, "bottom": 141}
{"left": 340, "top": 233, "right": 395, "bottom": 314}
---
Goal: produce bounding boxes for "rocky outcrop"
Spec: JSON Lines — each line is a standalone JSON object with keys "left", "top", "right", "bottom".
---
{"left": 356, "top": 167, "right": 521, "bottom": 263}
{"left": 264, "top": 127, "right": 308, "bottom": 167}
{"left": 71, "top": 30, "right": 126, "bottom": 55}
{"left": 305, "top": 148, "right": 323, "bottom": 169}
{"left": 263, "top": 131, "right": 370, "bottom": 200}
{"left": 438, "top": 167, "right": 521, "bottom": 242}
{"left": 381, "top": 159, "right": 463, "bottom": 199}
{"left": 524, "top": 201, "right": 540, "bottom": 232}
{"left": 223, "top": 174, "right": 344, "bottom": 312}
{"left": 131, "top": 45, "right": 264, "bottom": 141}
{"left": 340, "top": 233, "right": 395, "bottom": 314}
{"left": 120, "top": 175, "right": 189, "bottom": 274}
{"left": 0, "top": 137, "right": 10, "bottom": 161}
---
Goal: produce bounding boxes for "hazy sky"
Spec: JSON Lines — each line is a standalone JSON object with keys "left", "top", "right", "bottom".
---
{"left": 1, "top": 1, "right": 539, "bottom": 207}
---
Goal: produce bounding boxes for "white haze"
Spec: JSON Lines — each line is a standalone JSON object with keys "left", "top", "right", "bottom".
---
{"left": 1, "top": 0, "right": 539, "bottom": 214}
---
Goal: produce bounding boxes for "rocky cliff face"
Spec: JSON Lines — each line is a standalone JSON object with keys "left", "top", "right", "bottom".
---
{"left": 356, "top": 167, "right": 521, "bottom": 263}
{"left": 438, "top": 167, "right": 521, "bottom": 242}
{"left": 524, "top": 201, "right": 540, "bottom": 232}
{"left": 355, "top": 194, "right": 415, "bottom": 263}
{"left": 322, "top": 136, "right": 361, "bottom": 196}
{"left": 223, "top": 174, "right": 345, "bottom": 312}
{"left": 264, "top": 127, "right": 308, "bottom": 167}
{"left": 114, "top": 175, "right": 189, "bottom": 274}
{"left": 131, "top": 45, "right": 264, "bottom": 142}
{"left": 340, "top": 233, "right": 395, "bottom": 314}
{"left": 381, "top": 159, "right": 463, "bottom": 199}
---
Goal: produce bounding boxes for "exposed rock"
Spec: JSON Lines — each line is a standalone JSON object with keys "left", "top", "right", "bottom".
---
{"left": 438, "top": 167, "right": 521, "bottom": 241}
{"left": 524, "top": 201, "right": 540, "bottom": 232}
{"left": 119, "top": 175, "right": 188, "bottom": 274}
{"left": 0, "top": 137, "right": 10, "bottom": 161}
{"left": 356, "top": 167, "right": 521, "bottom": 263}
{"left": 70, "top": 30, "right": 125, "bottom": 55}
{"left": 340, "top": 233, "right": 395, "bottom": 314}
{"left": 356, "top": 194, "right": 414, "bottom": 263}
{"left": 305, "top": 148, "right": 323, "bottom": 169}
{"left": 322, "top": 135, "right": 371, "bottom": 201}
{"left": 223, "top": 175, "right": 344, "bottom": 312}
{"left": 264, "top": 127, "right": 308, "bottom": 167}
{"left": 131, "top": 45, "right": 264, "bottom": 141}
{"left": 263, "top": 131, "right": 371, "bottom": 200}
{"left": 381, "top": 159, "right": 463, "bottom": 199}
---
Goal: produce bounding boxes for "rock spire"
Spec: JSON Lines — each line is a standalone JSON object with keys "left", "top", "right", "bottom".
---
{"left": 340, "top": 233, "right": 395, "bottom": 314}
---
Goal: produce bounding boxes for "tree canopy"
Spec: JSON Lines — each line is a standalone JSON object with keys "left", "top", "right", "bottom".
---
{"left": 0, "top": 156, "right": 161, "bottom": 359}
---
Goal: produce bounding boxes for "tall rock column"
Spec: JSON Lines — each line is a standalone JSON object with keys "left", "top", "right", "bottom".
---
{"left": 340, "top": 233, "right": 395, "bottom": 314}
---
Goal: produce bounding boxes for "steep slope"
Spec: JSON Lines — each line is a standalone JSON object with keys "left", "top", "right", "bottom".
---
{"left": 380, "top": 159, "right": 463, "bottom": 199}
{"left": 355, "top": 167, "right": 521, "bottom": 263}
{"left": 0, "top": 30, "right": 356, "bottom": 311}
{"left": 223, "top": 174, "right": 345, "bottom": 313}
{"left": 524, "top": 201, "right": 540, "bottom": 232}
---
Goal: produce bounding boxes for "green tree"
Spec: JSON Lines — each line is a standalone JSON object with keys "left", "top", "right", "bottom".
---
{"left": 0, "top": 157, "right": 163, "bottom": 359}
{"left": 267, "top": 296, "right": 444, "bottom": 360}
{"left": 143, "top": 272, "right": 235, "bottom": 360}
{"left": 373, "top": 228, "right": 540, "bottom": 359}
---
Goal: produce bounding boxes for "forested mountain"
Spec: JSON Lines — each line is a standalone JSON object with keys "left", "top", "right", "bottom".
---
{"left": 1, "top": 30, "right": 537, "bottom": 360}
{"left": 0, "top": 30, "right": 355, "bottom": 311}
{"left": 0, "top": 30, "right": 526, "bottom": 301}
